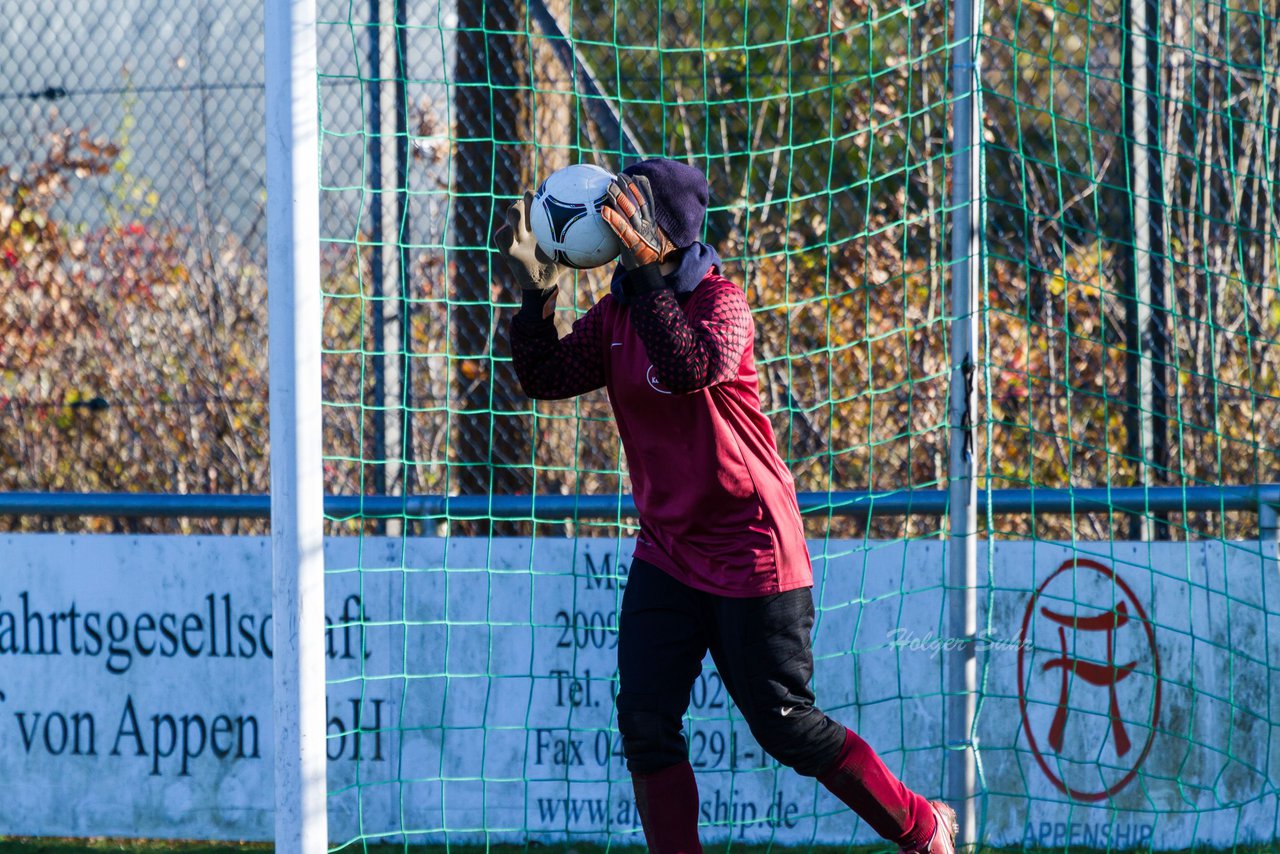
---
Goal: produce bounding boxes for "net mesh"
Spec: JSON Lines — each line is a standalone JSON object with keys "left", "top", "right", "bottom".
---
{"left": 307, "top": 0, "right": 1280, "bottom": 848}
{"left": 316, "top": 0, "right": 955, "bottom": 846}
{"left": 314, "top": 0, "right": 955, "bottom": 539}
{"left": 981, "top": 0, "right": 1280, "bottom": 538}
{"left": 0, "top": 0, "right": 1274, "bottom": 847}
{"left": 977, "top": 0, "right": 1280, "bottom": 845}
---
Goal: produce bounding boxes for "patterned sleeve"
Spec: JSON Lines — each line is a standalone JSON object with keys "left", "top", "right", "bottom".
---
{"left": 509, "top": 296, "right": 609, "bottom": 400}
{"left": 629, "top": 279, "right": 752, "bottom": 393}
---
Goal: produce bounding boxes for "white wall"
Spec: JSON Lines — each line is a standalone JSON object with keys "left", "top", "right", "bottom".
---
{"left": 0, "top": 534, "right": 1275, "bottom": 846}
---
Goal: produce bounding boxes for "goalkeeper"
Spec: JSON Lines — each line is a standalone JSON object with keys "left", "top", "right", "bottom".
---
{"left": 499, "top": 158, "right": 955, "bottom": 854}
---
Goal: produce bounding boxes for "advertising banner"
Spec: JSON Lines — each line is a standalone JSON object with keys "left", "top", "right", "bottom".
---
{"left": 0, "top": 534, "right": 1273, "bottom": 846}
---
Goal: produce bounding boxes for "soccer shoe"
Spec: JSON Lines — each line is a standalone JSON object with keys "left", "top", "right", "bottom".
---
{"left": 902, "top": 800, "right": 958, "bottom": 854}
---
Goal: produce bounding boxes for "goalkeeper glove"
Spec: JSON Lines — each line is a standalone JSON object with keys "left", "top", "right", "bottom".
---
{"left": 601, "top": 174, "right": 676, "bottom": 269}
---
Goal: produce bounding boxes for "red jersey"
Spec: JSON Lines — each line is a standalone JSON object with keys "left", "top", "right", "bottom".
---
{"left": 510, "top": 272, "right": 811, "bottom": 597}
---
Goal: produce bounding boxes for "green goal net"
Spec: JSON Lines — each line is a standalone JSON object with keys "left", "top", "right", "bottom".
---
{"left": 311, "top": 0, "right": 1279, "bottom": 848}
{"left": 977, "top": 0, "right": 1280, "bottom": 847}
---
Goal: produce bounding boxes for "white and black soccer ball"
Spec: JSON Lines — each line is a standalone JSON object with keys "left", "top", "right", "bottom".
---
{"left": 529, "top": 163, "right": 622, "bottom": 269}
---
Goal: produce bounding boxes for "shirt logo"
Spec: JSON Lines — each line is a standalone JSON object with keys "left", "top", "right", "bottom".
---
{"left": 646, "top": 364, "right": 672, "bottom": 395}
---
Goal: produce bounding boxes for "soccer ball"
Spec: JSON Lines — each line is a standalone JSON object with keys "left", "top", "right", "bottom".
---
{"left": 529, "top": 164, "right": 622, "bottom": 269}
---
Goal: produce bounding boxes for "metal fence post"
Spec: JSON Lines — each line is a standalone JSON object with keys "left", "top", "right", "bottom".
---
{"left": 948, "top": 0, "right": 982, "bottom": 841}
{"left": 1260, "top": 502, "right": 1279, "bottom": 549}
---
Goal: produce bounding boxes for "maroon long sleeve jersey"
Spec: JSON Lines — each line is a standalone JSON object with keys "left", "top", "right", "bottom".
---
{"left": 509, "top": 269, "right": 812, "bottom": 597}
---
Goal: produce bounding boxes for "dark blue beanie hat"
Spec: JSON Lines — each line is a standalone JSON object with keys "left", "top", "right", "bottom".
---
{"left": 621, "top": 158, "right": 709, "bottom": 249}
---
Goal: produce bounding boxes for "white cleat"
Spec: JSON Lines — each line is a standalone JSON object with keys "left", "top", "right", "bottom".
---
{"left": 902, "top": 800, "right": 958, "bottom": 854}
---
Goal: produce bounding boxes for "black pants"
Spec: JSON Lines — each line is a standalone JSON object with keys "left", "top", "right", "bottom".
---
{"left": 616, "top": 558, "right": 847, "bottom": 777}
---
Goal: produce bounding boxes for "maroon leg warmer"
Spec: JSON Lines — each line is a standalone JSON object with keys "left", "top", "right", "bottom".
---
{"left": 632, "top": 761, "right": 703, "bottom": 854}
{"left": 817, "top": 728, "right": 936, "bottom": 850}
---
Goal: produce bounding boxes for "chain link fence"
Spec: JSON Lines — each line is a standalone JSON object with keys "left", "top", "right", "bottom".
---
{"left": 0, "top": 1, "right": 442, "bottom": 533}
{"left": 1, "top": 2, "right": 268, "bottom": 532}
{"left": 2, "top": 0, "right": 1276, "bottom": 540}
{"left": 982, "top": 0, "right": 1280, "bottom": 538}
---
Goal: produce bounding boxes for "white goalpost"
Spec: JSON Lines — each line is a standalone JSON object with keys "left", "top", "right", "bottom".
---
{"left": 264, "top": 0, "right": 328, "bottom": 851}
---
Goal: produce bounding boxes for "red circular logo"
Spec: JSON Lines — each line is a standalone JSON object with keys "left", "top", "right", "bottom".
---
{"left": 1017, "top": 557, "right": 1162, "bottom": 802}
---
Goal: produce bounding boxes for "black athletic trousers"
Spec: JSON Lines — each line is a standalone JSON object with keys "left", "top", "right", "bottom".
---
{"left": 615, "top": 558, "right": 847, "bottom": 777}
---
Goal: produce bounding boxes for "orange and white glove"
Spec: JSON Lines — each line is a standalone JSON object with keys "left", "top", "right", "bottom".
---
{"left": 601, "top": 174, "right": 676, "bottom": 269}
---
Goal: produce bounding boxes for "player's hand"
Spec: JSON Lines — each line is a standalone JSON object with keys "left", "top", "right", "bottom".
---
{"left": 601, "top": 175, "right": 676, "bottom": 269}
{"left": 495, "top": 190, "right": 565, "bottom": 292}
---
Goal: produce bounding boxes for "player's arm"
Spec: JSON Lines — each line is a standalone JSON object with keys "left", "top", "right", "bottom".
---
{"left": 601, "top": 175, "right": 749, "bottom": 393}
{"left": 509, "top": 293, "right": 608, "bottom": 399}
{"left": 498, "top": 191, "right": 607, "bottom": 400}
{"left": 627, "top": 274, "right": 749, "bottom": 393}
